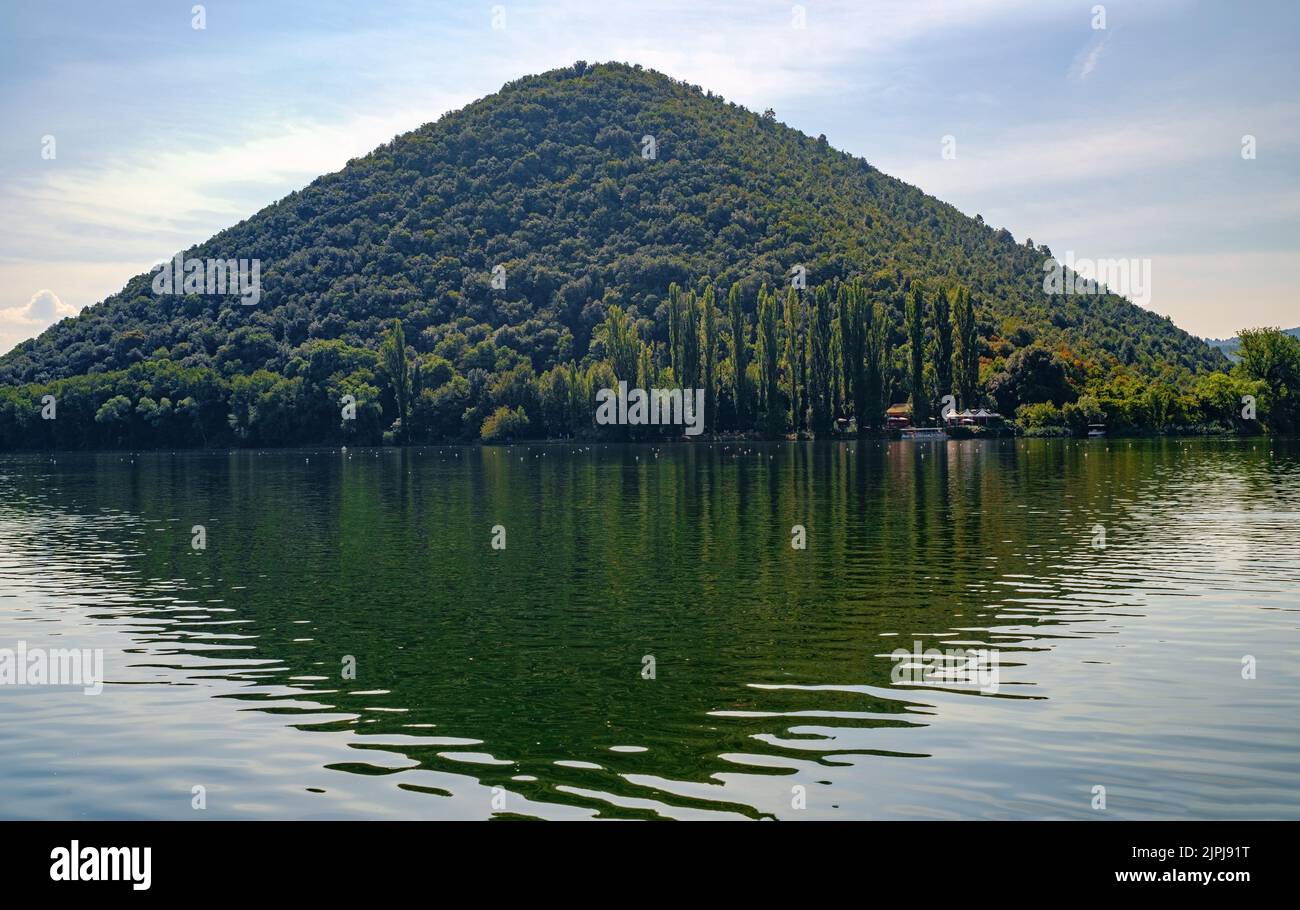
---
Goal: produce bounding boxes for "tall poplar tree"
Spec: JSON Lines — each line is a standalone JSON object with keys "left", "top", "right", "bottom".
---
{"left": 756, "top": 283, "right": 782, "bottom": 436}
{"left": 953, "top": 288, "right": 979, "bottom": 409}
{"left": 831, "top": 303, "right": 844, "bottom": 420}
{"left": 667, "top": 283, "right": 683, "bottom": 384}
{"left": 379, "top": 318, "right": 411, "bottom": 443}
{"left": 728, "top": 282, "right": 748, "bottom": 430}
{"left": 783, "top": 287, "right": 802, "bottom": 433}
{"left": 682, "top": 288, "right": 701, "bottom": 389}
{"left": 863, "top": 300, "right": 889, "bottom": 429}
{"left": 907, "top": 286, "right": 928, "bottom": 424}
{"left": 701, "top": 284, "right": 718, "bottom": 433}
{"left": 810, "top": 285, "right": 834, "bottom": 434}
{"left": 839, "top": 280, "right": 867, "bottom": 429}
{"left": 601, "top": 305, "right": 639, "bottom": 382}
{"left": 932, "top": 287, "right": 954, "bottom": 408}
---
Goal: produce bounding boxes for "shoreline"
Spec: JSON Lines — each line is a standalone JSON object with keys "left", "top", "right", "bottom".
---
{"left": 0, "top": 431, "right": 1287, "bottom": 458}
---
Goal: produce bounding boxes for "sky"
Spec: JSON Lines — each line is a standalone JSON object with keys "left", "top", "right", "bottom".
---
{"left": 0, "top": 0, "right": 1296, "bottom": 354}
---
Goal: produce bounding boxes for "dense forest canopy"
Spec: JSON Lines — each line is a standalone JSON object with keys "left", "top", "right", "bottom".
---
{"left": 3, "top": 60, "right": 1287, "bottom": 450}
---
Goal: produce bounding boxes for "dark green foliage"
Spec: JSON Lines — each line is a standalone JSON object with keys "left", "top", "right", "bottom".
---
{"left": 988, "top": 345, "right": 1076, "bottom": 414}
{"left": 838, "top": 282, "right": 862, "bottom": 421}
{"left": 379, "top": 318, "right": 411, "bottom": 443}
{"left": 701, "top": 285, "right": 718, "bottom": 433}
{"left": 932, "top": 288, "right": 953, "bottom": 403}
{"left": 728, "top": 283, "right": 748, "bottom": 427}
{"left": 906, "top": 286, "right": 928, "bottom": 424}
{"left": 782, "top": 289, "right": 802, "bottom": 433}
{"left": 809, "top": 286, "right": 834, "bottom": 434}
{"left": 755, "top": 284, "right": 782, "bottom": 435}
{"left": 864, "top": 301, "right": 891, "bottom": 430}
{"left": 953, "top": 288, "right": 979, "bottom": 409}
{"left": 0, "top": 62, "right": 1242, "bottom": 447}
{"left": 1235, "top": 328, "right": 1300, "bottom": 433}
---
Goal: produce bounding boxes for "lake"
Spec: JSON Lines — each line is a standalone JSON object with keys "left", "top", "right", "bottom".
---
{"left": 1, "top": 438, "right": 1297, "bottom": 820}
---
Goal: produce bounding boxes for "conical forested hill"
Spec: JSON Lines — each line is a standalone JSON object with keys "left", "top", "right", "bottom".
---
{"left": 0, "top": 61, "right": 1230, "bottom": 447}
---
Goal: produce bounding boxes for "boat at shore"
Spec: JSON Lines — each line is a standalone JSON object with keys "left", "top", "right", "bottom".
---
{"left": 900, "top": 427, "right": 948, "bottom": 441}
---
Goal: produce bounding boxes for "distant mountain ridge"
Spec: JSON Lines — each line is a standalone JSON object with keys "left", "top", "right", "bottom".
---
{"left": 1205, "top": 327, "right": 1300, "bottom": 360}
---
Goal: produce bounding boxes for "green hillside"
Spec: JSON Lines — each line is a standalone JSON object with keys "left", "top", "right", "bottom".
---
{"left": 1, "top": 61, "right": 1255, "bottom": 448}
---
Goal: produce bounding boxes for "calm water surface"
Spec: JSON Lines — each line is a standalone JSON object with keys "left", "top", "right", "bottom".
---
{"left": 1, "top": 438, "right": 1297, "bottom": 819}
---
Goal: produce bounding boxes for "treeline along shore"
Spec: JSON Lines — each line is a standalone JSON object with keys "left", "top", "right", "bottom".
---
{"left": 3, "top": 276, "right": 1296, "bottom": 450}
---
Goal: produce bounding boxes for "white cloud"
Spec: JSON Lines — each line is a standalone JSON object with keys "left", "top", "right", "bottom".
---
{"left": 0, "top": 106, "right": 462, "bottom": 355}
{"left": 492, "top": 0, "right": 1049, "bottom": 108}
{"left": 880, "top": 100, "right": 1300, "bottom": 198}
{"left": 0, "top": 289, "right": 83, "bottom": 355}
{"left": 20, "top": 289, "right": 69, "bottom": 322}
{"left": 1072, "top": 30, "right": 1112, "bottom": 82}
{"left": 2, "top": 106, "right": 455, "bottom": 252}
